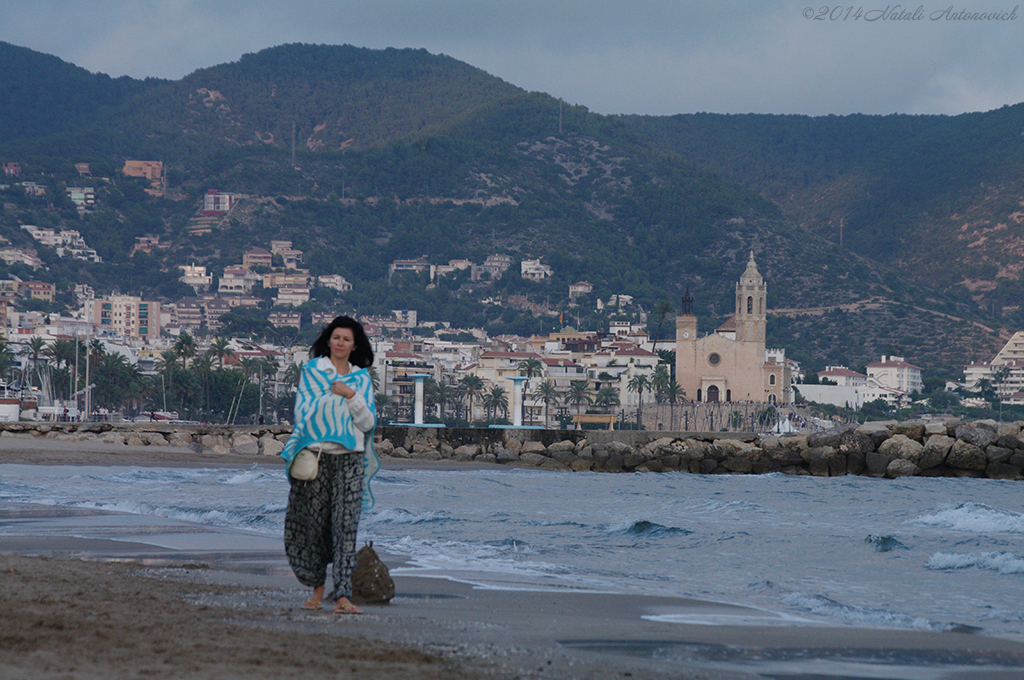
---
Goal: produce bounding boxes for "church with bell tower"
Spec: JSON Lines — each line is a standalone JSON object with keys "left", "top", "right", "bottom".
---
{"left": 675, "top": 252, "right": 791, "bottom": 404}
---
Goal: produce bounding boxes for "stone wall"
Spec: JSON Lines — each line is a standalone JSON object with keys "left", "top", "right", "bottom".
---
{"left": 2, "top": 418, "right": 1022, "bottom": 480}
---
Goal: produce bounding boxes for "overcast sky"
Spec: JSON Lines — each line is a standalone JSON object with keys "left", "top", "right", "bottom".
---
{"left": 1, "top": 0, "right": 1020, "bottom": 117}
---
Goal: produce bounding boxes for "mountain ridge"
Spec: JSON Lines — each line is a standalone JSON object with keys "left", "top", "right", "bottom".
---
{"left": 0, "top": 41, "right": 1020, "bottom": 377}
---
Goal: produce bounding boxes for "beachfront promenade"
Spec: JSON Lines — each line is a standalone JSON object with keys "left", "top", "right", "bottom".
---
{"left": 2, "top": 418, "right": 1022, "bottom": 480}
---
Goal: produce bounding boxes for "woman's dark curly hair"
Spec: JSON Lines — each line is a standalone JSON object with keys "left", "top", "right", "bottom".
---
{"left": 310, "top": 316, "right": 374, "bottom": 368}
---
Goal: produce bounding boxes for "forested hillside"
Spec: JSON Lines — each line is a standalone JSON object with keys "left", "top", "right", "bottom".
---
{"left": 619, "top": 106, "right": 1024, "bottom": 317}
{"left": 0, "top": 42, "right": 1019, "bottom": 376}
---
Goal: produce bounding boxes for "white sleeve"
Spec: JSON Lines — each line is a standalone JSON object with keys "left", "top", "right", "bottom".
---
{"left": 347, "top": 393, "right": 376, "bottom": 432}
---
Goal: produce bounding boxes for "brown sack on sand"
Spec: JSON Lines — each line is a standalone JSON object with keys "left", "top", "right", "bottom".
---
{"left": 352, "top": 541, "right": 395, "bottom": 603}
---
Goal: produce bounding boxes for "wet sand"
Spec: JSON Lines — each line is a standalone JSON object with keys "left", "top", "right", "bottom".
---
{"left": 3, "top": 439, "right": 1024, "bottom": 679}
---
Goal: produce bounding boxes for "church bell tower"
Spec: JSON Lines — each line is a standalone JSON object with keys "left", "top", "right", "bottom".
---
{"left": 735, "top": 251, "right": 766, "bottom": 344}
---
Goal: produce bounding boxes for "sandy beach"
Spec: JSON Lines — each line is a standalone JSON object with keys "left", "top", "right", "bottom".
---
{"left": 3, "top": 437, "right": 1024, "bottom": 680}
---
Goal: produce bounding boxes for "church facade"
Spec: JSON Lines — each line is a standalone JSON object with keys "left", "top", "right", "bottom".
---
{"left": 675, "top": 252, "right": 792, "bottom": 404}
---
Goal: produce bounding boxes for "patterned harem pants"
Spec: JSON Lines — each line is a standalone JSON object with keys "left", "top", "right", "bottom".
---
{"left": 284, "top": 450, "right": 364, "bottom": 601}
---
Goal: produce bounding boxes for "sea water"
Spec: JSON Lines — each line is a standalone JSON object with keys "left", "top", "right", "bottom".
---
{"left": 1, "top": 464, "right": 1022, "bottom": 642}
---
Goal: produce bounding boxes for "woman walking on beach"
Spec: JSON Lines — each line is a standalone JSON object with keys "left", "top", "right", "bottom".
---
{"left": 281, "top": 316, "right": 378, "bottom": 614}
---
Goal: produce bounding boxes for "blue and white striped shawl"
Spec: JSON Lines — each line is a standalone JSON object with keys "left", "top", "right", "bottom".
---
{"left": 280, "top": 359, "right": 379, "bottom": 512}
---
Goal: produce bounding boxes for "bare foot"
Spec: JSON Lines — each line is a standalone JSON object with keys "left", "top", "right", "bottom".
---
{"left": 302, "top": 585, "right": 325, "bottom": 610}
{"left": 333, "top": 597, "right": 363, "bottom": 614}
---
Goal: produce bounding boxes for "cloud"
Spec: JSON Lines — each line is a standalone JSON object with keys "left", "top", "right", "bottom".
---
{"left": 0, "top": 0, "right": 1020, "bottom": 116}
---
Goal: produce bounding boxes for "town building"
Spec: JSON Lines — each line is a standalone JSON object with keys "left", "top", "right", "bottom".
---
{"left": 91, "top": 295, "right": 161, "bottom": 341}
{"left": 262, "top": 271, "right": 310, "bottom": 289}
{"left": 19, "top": 281, "right": 56, "bottom": 303}
{"left": 270, "top": 241, "right": 304, "bottom": 269}
{"left": 273, "top": 286, "right": 310, "bottom": 307}
{"left": 675, "top": 252, "right": 792, "bottom": 404}
{"left": 122, "top": 160, "right": 164, "bottom": 195}
{"left": 866, "top": 356, "right": 924, "bottom": 395}
{"left": 65, "top": 186, "right": 96, "bottom": 209}
{"left": 201, "top": 190, "right": 233, "bottom": 215}
{"left": 178, "top": 265, "right": 213, "bottom": 293}
{"left": 268, "top": 311, "right": 301, "bottom": 329}
{"left": 471, "top": 254, "right": 514, "bottom": 281}
{"left": 568, "top": 281, "right": 593, "bottom": 301}
{"left": 218, "top": 265, "right": 260, "bottom": 296}
{"left": 521, "top": 259, "right": 553, "bottom": 280}
{"left": 317, "top": 274, "right": 353, "bottom": 292}
{"left": 242, "top": 248, "right": 273, "bottom": 269}
{"left": 963, "top": 331, "right": 1024, "bottom": 403}
{"left": 388, "top": 258, "right": 431, "bottom": 281}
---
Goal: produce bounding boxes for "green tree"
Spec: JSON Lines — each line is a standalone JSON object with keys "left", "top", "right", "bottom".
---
{"left": 173, "top": 332, "right": 198, "bottom": 370}
{"left": 460, "top": 374, "right": 484, "bottom": 424}
{"left": 482, "top": 384, "right": 508, "bottom": 423}
{"left": 594, "top": 385, "right": 620, "bottom": 412}
{"left": 627, "top": 373, "right": 651, "bottom": 427}
{"left": 532, "top": 379, "right": 561, "bottom": 428}
{"left": 566, "top": 379, "right": 592, "bottom": 414}
{"left": 651, "top": 300, "right": 673, "bottom": 353}
{"left": 516, "top": 357, "right": 544, "bottom": 425}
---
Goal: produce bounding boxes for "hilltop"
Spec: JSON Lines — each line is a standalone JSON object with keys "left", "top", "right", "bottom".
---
{"left": 0, "top": 42, "right": 1021, "bottom": 376}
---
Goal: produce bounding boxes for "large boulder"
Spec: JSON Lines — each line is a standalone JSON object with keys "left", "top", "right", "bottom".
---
{"left": 838, "top": 431, "right": 875, "bottom": 456}
{"left": 518, "top": 452, "right": 547, "bottom": 466}
{"left": 986, "top": 463, "right": 1021, "bottom": 480}
{"left": 168, "top": 431, "right": 193, "bottom": 448}
{"left": 453, "top": 444, "right": 479, "bottom": 461}
{"left": 410, "top": 445, "right": 442, "bottom": 461}
{"left": 985, "top": 445, "right": 1013, "bottom": 465}
{"left": 887, "top": 458, "right": 921, "bottom": 478}
{"left": 856, "top": 421, "right": 893, "bottom": 448}
{"left": 231, "top": 433, "right": 260, "bottom": 455}
{"left": 947, "top": 439, "right": 986, "bottom": 471}
{"left": 521, "top": 440, "right": 547, "bottom": 454}
{"left": 496, "top": 447, "right": 521, "bottom": 463}
{"left": 570, "top": 457, "right": 593, "bottom": 471}
{"left": 807, "top": 428, "right": 843, "bottom": 449}
{"left": 548, "top": 439, "right": 576, "bottom": 454}
{"left": 260, "top": 435, "right": 284, "bottom": 457}
{"left": 955, "top": 423, "right": 998, "bottom": 449}
{"left": 921, "top": 435, "right": 954, "bottom": 469}
{"left": 200, "top": 434, "right": 229, "bottom": 454}
{"left": 891, "top": 420, "right": 926, "bottom": 442}
{"left": 877, "top": 435, "right": 923, "bottom": 463}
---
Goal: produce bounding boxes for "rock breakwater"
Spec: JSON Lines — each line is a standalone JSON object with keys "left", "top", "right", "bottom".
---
{"left": 2, "top": 418, "right": 1022, "bottom": 480}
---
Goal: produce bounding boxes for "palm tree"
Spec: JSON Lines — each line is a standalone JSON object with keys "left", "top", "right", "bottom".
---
{"left": 0, "top": 340, "right": 15, "bottom": 385}
{"left": 567, "top": 379, "right": 592, "bottom": 414}
{"left": 664, "top": 380, "right": 685, "bottom": 430}
{"left": 651, "top": 364, "right": 671, "bottom": 428}
{"left": 594, "top": 385, "right": 620, "bottom": 413}
{"left": 173, "top": 332, "right": 198, "bottom": 370}
{"left": 651, "top": 300, "right": 673, "bottom": 354}
{"left": 532, "top": 379, "right": 561, "bottom": 428}
{"left": 460, "top": 375, "right": 484, "bottom": 424}
{"left": 283, "top": 362, "right": 302, "bottom": 388}
{"left": 482, "top": 385, "right": 508, "bottom": 423}
{"left": 516, "top": 357, "right": 544, "bottom": 425}
{"left": 627, "top": 373, "right": 651, "bottom": 427}
{"left": 211, "top": 337, "right": 235, "bottom": 368}
{"left": 375, "top": 393, "right": 394, "bottom": 422}
{"left": 191, "top": 351, "right": 216, "bottom": 417}
{"left": 431, "top": 380, "right": 457, "bottom": 422}
{"left": 19, "top": 336, "right": 47, "bottom": 386}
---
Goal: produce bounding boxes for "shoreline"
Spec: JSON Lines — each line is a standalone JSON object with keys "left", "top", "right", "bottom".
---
{"left": 3, "top": 445, "right": 1024, "bottom": 678}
